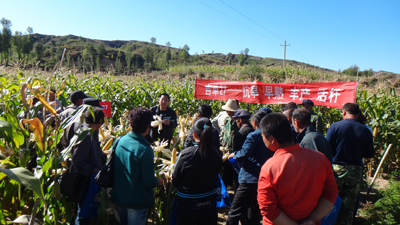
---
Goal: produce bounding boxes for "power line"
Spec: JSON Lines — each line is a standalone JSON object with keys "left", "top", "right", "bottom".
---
{"left": 197, "top": 0, "right": 279, "bottom": 44}
{"left": 291, "top": 44, "right": 309, "bottom": 62}
{"left": 218, "top": 0, "right": 284, "bottom": 41}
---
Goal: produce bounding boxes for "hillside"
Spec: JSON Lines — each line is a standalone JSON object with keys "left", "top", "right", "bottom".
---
{"left": 28, "top": 34, "right": 337, "bottom": 73}
{"left": 0, "top": 33, "right": 397, "bottom": 79}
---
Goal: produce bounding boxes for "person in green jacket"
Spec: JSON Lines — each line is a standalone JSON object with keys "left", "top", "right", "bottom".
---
{"left": 111, "top": 107, "right": 163, "bottom": 225}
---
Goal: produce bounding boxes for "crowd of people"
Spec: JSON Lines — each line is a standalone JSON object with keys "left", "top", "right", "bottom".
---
{"left": 47, "top": 88, "right": 374, "bottom": 225}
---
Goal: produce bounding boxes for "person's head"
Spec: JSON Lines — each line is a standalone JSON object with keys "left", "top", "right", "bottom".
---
{"left": 192, "top": 117, "right": 214, "bottom": 163}
{"left": 301, "top": 99, "right": 314, "bottom": 112}
{"left": 342, "top": 103, "right": 361, "bottom": 119}
{"left": 250, "top": 110, "right": 268, "bottom": 129}
{"left": 32, "top": 97, "right": 40, "bottom": 106}
{"left": 282, "top": 108, "right": 294, "bottom": 123}
{"left": 159, "top": 93, "right": 170, "bottom": 110}
{"left": 84, "top": 107, "right": 105, "bottom": 131}
{"left": 221, "top": 99, "right": 240, "bottom": 117}
{"left": 70, "top": 90, "right": 88, "bottom": 106}
{"left": 291, "top": 108, "right": 311, "bottom": 133}
{"left": 260, "top": 113, "right": 294, "bottom": 151}
{"left": 198, "top": 104, "right": 212, "bottom": 118}
{"left": 47, "top": 89, "right": 56, "bottom": 101}
{"left": 233, "top": 109, "right": 251, "bottom": 128}
{"left": 83, "top": 98, "right": 103, "bottom": 108}
{"left": 281, "top": 102, "right": 297, "bottom": 112}
{"left": 129, "top": 107, "right": 153, "bottom": 136}
{"left": 259, "top": 107, "right": 272, "bottom": 114}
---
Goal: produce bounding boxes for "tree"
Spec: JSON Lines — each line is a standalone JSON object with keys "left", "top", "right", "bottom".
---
{"left": 343, "top": 64, "right": 359, "bottom": 76}
{"left": 22, "top": 27, "right": 34, "bottom": 62}
{"left": 143, "top": 45, "right": 154, "bottom": 70}
{"left": 150, "top": 37, "right": 156, "bottom": 44}
{"left": 179, "top": 44, "right": 190, "bottom": 61}
{"left": 164, "top": 47, "right": 171, "bottom": 65}
{"left": 125, "top": 48, "right": 132, "bottom": 72}
{"left": 13, "top": 31, "right": 24, "bottom": 60}
{"left": 165, "top": 41, "right": 171, "bottom": 47}
{"left": 34, "top": 40, "right": 44, "bottom": 63}
{"left": 244, "top": 48, "right": 249, "bottom": 56}
{"left": 238, "top": 50, "right": 247, "bottom": 66}
{"left": 97, "top": 42, "right": 106, "bottom": 60}
{"left": 1, "top": 18, "right": 13, "bottom": 63}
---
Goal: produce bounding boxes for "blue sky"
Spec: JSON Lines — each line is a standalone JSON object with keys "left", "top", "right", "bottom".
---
{"left": 1, "top": 0, "right": 399, "bottom": 73}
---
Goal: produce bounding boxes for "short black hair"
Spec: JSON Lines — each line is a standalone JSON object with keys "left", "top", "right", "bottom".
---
{"left": 251, "top": 110, "right": 268, "bottom": 127}
{"left": 343, "top": 103, "right": 361, "bottom": 116}
{"left": 84, "top": 107, "right": 105, "bottom": 124}
{"left": 260, "top": 113, "right": 293, "bottom": 144}
{"left": 282, "top": 108, "right": 294, "bottom": 119}
{"left": 199, "top": 104, "right": 212, "bottom": 118}
{"left": 160, "top": 93, "right": 170, "bottom": 101}
{"left": 292, "top": 108, "right": 311, "bottom": 125}
{"left": 129, "top": 107, "right": 153, "bottom": 133}
{"left": 281, "top": 102, "right": 297, "bottom": 112}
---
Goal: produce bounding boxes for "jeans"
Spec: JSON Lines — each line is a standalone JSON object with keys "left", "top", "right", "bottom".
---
{"left": 118, "top": 207, "right": 148, "bottom": 225}
{"left": 226, "top": 183, "right": 260, "bottom": 225}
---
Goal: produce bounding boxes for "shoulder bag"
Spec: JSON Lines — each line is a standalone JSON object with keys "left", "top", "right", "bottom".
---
{"left": 94, "top": 136, "right": 122, "bottom": 188}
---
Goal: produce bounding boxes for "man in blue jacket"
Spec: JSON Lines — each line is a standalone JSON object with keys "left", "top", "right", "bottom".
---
{"left": 326, "top": 103, "right": 374, "bottom": 225}
{"left": 227, "top": 110, "right": 274, "bottom": 225}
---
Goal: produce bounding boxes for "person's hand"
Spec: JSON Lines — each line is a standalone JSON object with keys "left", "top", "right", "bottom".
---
{"left": 162, "top": 119, "right": 170, "bottom": 125}
{"left": 103, "top": 149, "right": 111, "bottom": 155}
{"left": 228, "top": 153, "right": 235, "bottom": 159}
{"left": 299, "top": 218, "right": 315, "bottom": 225}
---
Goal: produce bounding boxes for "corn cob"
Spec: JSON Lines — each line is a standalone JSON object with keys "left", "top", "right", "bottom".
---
{"left": 20, "top": 82, "right": 29, "bottom": 110}
{"left": 99, "top": 128, "right": 106, "bottom": 139}
{"left": 102, "top": 138, "right": 114, "bottom": 151}
{"left": 171, "top": 148, "right": 177, "bottom": 164}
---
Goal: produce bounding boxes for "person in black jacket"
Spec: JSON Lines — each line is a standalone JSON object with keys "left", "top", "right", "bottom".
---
{"left": 183, "top": 104, "right": 219, "bottom": 150}
{"left": 172, "top": 118, "right": 223, "bottom": 225}
{"left": 149, "top": 93, "right": 177, "bottom": 146}
{"left": 233, "top": 109, "right": 254, "bottom": 153}
{"left": 70, "top": 108, "right": 106, "bottom": 225}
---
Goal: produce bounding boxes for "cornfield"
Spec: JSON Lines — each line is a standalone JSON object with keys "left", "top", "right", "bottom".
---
{"left": 0, "top": 70, "right": 399, "bottom": 224}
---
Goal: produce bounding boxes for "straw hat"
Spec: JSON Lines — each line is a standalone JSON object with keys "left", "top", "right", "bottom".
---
{"left": 221, "top": 99, "right": 240, "bottom": 112}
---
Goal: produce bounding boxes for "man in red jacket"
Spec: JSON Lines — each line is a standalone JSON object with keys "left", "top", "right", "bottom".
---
{"left": 258, "top": 113, "right": 338, "bottom": 225}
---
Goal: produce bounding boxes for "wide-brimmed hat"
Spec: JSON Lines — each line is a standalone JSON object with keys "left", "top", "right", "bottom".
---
{"left": 221, "top": 99, "right": 240, "bottom": 112}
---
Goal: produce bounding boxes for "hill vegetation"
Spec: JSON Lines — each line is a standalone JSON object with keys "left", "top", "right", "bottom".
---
{"left": 0, "top": 17, "right": 398, "bottom": 79}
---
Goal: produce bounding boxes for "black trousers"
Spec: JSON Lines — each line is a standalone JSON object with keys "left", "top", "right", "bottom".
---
{"left": 226, "top": 183, "right": 260, "bottom": 225}
{"left": 221, "top": 160, "right": 238, "bottom": 188}
{"left": 176, "top": 194, "right": 218, "bottom": 225}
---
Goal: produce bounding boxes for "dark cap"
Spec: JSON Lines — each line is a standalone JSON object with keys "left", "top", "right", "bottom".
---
{"left": 233, "top": 109, "right": 251, "bottom": 118}
{"left": 70, "top": 90, "right": 88, "bottom": 104}
{"left": 301, "top": 99, "right": 314, "bottom": 106}
{"left": 259, "top": 107, "right": 272, "bottom": 114}
{"left": 83, "top": 98, "right": 103, "bottom": 108}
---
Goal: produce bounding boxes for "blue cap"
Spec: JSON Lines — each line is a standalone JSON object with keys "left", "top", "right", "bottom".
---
{"left": 259, "top": 107, "right": 272, "bottom": 114}
{"left": 301, "top": 99, "right": 314, "bottom": 106}
{"left": 233, "top": 109, "right": 251, "bottom": 118}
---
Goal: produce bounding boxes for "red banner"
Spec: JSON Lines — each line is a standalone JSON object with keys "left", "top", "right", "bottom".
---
{"left": 99, "top": 101, "right": 112, "bottom": 117}
{"left": 194, "top": 79, "right": 357, "bottom": 109}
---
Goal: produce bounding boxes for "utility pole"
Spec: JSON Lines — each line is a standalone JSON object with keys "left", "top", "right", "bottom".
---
{"left": 281, "top": 39, "right": 290, "bottom": 67}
